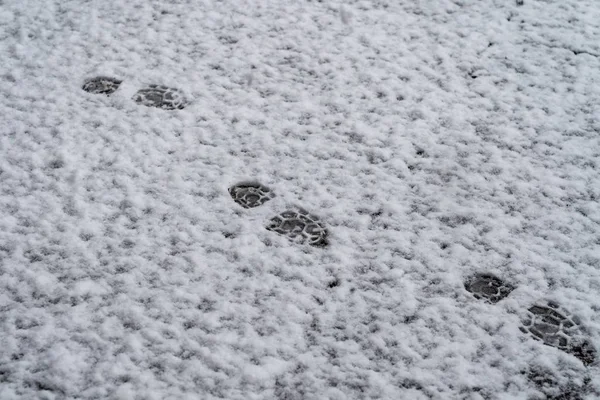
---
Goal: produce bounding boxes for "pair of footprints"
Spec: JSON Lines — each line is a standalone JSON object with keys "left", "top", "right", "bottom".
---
{"left": 465, "top": 274, "right": 596, "bottom": 366}
{"left": 82, "top": 76, "right": 187, "bottom": 110}
{"left": 229, "top": 182, "right": 328, "bottom": 247}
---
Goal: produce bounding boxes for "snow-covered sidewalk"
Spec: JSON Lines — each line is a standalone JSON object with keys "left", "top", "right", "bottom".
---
{"left": 1, "top": 0, "right": 599, "bottom": 398}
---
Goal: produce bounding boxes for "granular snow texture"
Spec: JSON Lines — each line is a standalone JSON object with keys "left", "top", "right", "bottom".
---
{"left": 1, "top": 0, "right": 599, "bottom": 399}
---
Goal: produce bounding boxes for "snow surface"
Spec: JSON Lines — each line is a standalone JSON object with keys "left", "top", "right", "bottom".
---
{"left": 1, "top": 0, "right": 600, "bottom": 398}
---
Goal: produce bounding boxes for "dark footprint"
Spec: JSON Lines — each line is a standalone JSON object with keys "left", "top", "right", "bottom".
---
{"left": 266, "top": 209, "right": 328, "bottom": 247}
{"left": 521, "top": 302, "right": 597, "bottom": 366}
{"left": 133, "top": 85, "right": 187, "bottom": 110}
{"left": 464, "top": 273, "right": 514, "bottom": 303}
{"left": 82, "top": 76, "right": 122, "bottom": 95}
{"left": 229, "top": 182, "right": 274, "bottom": 209}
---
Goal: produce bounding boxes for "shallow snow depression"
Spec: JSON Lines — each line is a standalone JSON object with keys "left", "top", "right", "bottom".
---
{"left": 1, "top": 0, "right": 599, "bottom": 398}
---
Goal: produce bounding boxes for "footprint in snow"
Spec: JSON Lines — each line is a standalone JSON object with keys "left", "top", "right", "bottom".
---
{"left": 464, "top": 273, "right": 514, "bottom": 303}
{"left": 133, "top": 84, "right": 187, "bottom": 110}
{"left": 266, "top": 209, "right": 328, "bottom": 247}
{"left": 82, "top": 76, "right": 122, "bottom": 95}
{"left": 229, "top": 182, "right": 275, "bottom": 209}
{"left": 520, "top": 302, "right": 596, "bottom": 366}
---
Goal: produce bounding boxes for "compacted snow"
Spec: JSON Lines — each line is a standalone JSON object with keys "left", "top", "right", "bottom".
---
{"left": 1, "top": 0, "right": 599, "bottom": 398}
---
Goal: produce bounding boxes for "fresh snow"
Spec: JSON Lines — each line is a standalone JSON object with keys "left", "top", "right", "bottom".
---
{"left": 1, "top": 0, "right": 599, "bottom": 398}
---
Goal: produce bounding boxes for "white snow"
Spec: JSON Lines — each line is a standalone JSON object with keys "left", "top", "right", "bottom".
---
{"left": 1, "top": 0, "right": 600, "bottom": 398}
